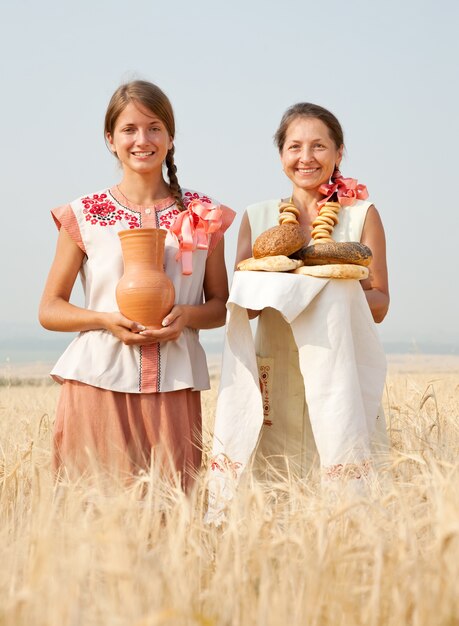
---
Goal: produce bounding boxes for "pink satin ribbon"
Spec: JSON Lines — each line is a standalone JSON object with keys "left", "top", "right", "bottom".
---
{"left": 318, "top": 171, "right": 369, "bottom": 208}
{"left": 170, "top": 200, "right": 222, "bottom": 275}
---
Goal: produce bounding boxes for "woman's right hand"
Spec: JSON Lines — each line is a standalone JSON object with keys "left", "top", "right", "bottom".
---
{"left": 102, "top": 312, "right": 158, "bottom": 346}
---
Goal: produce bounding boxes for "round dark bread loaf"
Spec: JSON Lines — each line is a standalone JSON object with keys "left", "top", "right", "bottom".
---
{"left": 299, "top": 241, "right": 372, "bottom": 266}
{"left": 253, "top": 223, "right": 307, "bottom": 259}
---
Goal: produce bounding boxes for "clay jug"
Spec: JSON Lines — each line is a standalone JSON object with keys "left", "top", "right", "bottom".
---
{"left": 116, "top": 228, "right": 175, "bottom": 329}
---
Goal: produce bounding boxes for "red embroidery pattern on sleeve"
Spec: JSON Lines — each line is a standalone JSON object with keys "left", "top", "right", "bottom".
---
{"left": 158, "top": 207, "right": 181, "bottom": 229}
{"left": 82, "top": 193, "right": 140, "bottom": 228}
{"left": 183, "top": 191, "right": 213, "bottom": 207}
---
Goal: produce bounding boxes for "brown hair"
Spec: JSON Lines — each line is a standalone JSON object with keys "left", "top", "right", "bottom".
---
{"left": 104, "top": 80, "right": 184, "bottom": 210}
{"left": 274, "top": 103, "right": 344, "bottom": 153}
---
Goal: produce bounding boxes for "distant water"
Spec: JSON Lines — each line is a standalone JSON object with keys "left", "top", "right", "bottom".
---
{"left": 0, "top": 329, "right": 226, "bottom": 366}
{"left": 0, "top": 329, "right": 457, "bottom": 366}
{"left": 2, "top": 349, "right": 459, "bottom": 382}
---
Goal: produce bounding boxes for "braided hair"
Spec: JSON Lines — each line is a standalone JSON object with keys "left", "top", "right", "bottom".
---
{"left": 165, "top": 145, "right": 184, "bottom": 211}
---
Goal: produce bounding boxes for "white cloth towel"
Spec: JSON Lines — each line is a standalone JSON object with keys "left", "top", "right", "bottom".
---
{"left": 206, "top": 271, "right": 387, "bottom": 523}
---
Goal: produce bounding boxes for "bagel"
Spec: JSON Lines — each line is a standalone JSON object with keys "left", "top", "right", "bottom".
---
{"left": 279, "top": 204, "right": 300, "bottom": 218}
{"left": 278, "top": 211, "right": 299, "bottom": 224}
{"left": 311, "top": 201, "right": 341, "bottom": 242}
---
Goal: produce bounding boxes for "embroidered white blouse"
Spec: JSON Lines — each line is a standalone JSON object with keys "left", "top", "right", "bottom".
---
{"left": 49, "top": 186, "right": 235, "bottom": 394}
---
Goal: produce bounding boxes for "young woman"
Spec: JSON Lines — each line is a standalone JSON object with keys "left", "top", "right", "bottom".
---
{"left": 39, "top": 80, "right": 235, "bottom": 489}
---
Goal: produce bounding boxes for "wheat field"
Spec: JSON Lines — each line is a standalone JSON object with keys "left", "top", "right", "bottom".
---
{"left": 1, "top": 356, "right": 459, "bottom": 626}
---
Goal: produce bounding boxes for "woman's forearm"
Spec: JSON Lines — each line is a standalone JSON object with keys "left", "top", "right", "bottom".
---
{"left": 364, "top": 288, "right": 390, "bottom": 323}
{"left": 39, "top": 297, "right": 109, "bottom": 333}
{"left": 181, "top": 297, "right": 228, "bottom": 330}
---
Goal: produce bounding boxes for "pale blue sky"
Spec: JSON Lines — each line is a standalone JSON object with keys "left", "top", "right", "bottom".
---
{"left": 1, "top": 0, "right": 458, "bottom": 361}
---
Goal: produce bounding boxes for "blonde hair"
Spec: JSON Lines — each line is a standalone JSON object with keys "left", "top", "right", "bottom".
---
{"left": 104, "top": 80, "right": 184, "bottom": 210}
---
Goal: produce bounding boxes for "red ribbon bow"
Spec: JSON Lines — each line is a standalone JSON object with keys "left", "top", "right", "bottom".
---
{"left": 318, "top": 171, "right": 369, "bottom": 208}
{"left": 170, "top": 200, "right": 222, "bottom": 275}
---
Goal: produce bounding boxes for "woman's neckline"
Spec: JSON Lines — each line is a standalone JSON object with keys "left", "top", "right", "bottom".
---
{"left": 110, "top": 185, "right": 175, "bottom": 212}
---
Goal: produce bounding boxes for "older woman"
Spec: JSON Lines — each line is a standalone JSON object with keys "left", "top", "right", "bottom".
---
{"left": 237, "top": 103, "right": 389, "bottom": 321}
{"left": 207, "top": 104, "right": 389, "bottom": 520}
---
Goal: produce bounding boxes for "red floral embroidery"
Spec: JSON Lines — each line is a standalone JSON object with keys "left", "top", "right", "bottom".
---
{"left": 82, "top": 193, "right": 140, "bottom": 229}
{"left": 158, "top": 207, "right": 181, "bottom": 229}
{"left": 323, "top": 459, "right": 372, "bottom": 481}
{"left": 210, "top": 453, "right": 242, "bottom": 479}
{"left": 183, "top": 191, "right": 213, "bottom": 207}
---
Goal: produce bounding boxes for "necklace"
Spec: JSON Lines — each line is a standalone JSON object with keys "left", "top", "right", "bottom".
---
{"left": 116, "top": 184, "right": 171, "bottom": 206}
{"left": 116, "top": 185, "right": 132, "bottom": 204}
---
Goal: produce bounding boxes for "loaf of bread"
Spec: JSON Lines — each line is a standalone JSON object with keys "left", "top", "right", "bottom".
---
{"left": 252, "top": 223, "right": 307, "bottom": 259}
{"left": 292, "top": 264, "right": 369, "bottom": 279}
{"left": 237, "top": 256, "right": 303, "bottom": 272}
{"left": 299, "top": 241, "right": 372, "bottom": 266}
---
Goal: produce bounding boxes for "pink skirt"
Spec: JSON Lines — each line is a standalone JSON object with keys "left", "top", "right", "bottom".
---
{"left": 53, "top": 380, "right": 202, "bottom": 491}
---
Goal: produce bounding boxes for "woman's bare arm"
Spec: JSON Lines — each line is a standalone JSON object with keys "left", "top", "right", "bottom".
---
{"left": 39, "top": 227, "right": 155, "bottom": 345}
{"left": 360, "top": 205, "right": 390, "bottom": 323}
{"left": 234, "top": 211, "right": 253, "bottom": 268}
{"left": 232, "top": 211, "right": 260, "bottom": 319}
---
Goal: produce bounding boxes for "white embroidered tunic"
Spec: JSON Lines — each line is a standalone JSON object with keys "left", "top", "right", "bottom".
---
{"left": 50, "top": 186, "right": 235, "bottom": 394}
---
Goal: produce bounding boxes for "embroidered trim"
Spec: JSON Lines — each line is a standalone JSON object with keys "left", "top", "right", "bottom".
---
{"left": 158, "top": 207, "right": 181, "bottom": 229}
{"left": 259, "top": 364, "right": 272, "bottom": 426}
{"left": 183, "top": 191, "right": 213, "bottom": 207}
{"left": 83, "top": 192, "right": 140, "bottom": 228}
{"left": 207, "top": 205, "right": 235, "bottom": 256}
{"left": 157, "top": 344, "right": 161, "bottom": 392}
{"left": 138, "top": 346, "right": 142, "bottom": 392}
{"left": 52, "top": 205, "right": 86, "bottom": 253}
{"left": 209, "top": 453, "right": 242, "bottom": 479}
{"left": 323, "top": 459, "right": 372, "bottom": 481}
{"left": 138, "top": 344, "right": 161, "bottom": 392}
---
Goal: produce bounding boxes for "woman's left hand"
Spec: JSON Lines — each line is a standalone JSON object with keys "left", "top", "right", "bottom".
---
{"left": 138, "top": 305, "right": 189, "bottom": 343}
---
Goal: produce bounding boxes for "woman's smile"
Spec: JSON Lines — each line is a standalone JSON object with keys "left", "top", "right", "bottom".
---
{"left": 296, "top": 166, "right": 320, "bottom": 175}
